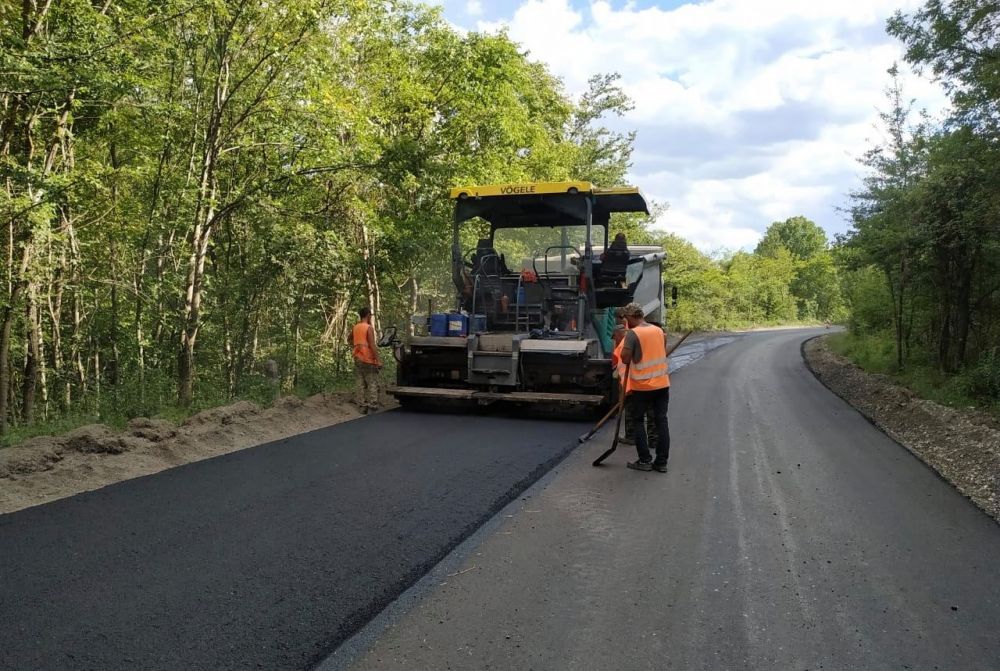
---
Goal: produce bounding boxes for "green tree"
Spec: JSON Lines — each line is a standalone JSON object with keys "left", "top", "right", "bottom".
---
{"left": 794, "top": 252, "right": 846, "bottom": 322}
{"left": 755, "top": 216, "right": 844, "bottom": 321}
{"left": 568, "top": 73, "right": 636, "bottom": 186}
{"left": 845, "top": 66, "right": 928, "bottom": 369}
{"left": 657, "top": 234, "right": 727, "bottom": 330}
{"left": 888, "top": 1, "right": 1000, "bottom": 134}
{"left": 755, "top": 216, "right": 828, "bottom": 260}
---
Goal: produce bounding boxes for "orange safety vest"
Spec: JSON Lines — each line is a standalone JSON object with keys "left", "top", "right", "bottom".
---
{"left": 613, "top": 338, "right": 627, "bottom": 387}
{"left": 352, "top": 321, "right": 378, "bottom": 365}
{"left": 611, "top": 338, "right": 624, "bottom": 369}
{"left": 625, "top": 323, "right": 669, "bottom": 392}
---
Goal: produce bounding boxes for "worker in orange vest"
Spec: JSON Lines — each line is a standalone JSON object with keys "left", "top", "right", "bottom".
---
{"left": 612, "top": 321, "right": 660, "bottom": 452}
{"left": 618, "top": 302, "right": 671, "bottom": 473}
{"left": 613, "top": 318, "right": 663, "bottom": 447}
{"left": 350, "top": 306, "right": 382, "bottom": 414}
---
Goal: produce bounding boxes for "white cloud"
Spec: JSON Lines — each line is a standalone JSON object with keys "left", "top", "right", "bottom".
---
{"left": 465, "top": 0, "right": 483, "bottom": 16}
{"left": 474, "top": 0, "right": 948, "bottom": 251}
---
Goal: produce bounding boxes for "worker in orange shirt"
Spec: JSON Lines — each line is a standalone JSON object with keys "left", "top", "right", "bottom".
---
{"left": 350, "top": 306, "right": 382, "bottom": 414}
{"left": 618, "top": 302, "right": 670, "bottom": 473}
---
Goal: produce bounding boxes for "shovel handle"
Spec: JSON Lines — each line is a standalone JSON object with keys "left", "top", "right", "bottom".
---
{"left": 579, "top": 403, "right": 620, "bottom": 443}
{"left": 665, "top": 330, "right": 693, "bottom": 358}
{"left": 592, "top": 362, "right": 631, "bottom": 466}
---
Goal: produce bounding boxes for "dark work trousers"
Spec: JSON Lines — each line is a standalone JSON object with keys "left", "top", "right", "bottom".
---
{"left": 627, "top": 386, "right": 670, "bottom": 465}
{"left": 623, "top": 403, "right": 659, "bottom": 451}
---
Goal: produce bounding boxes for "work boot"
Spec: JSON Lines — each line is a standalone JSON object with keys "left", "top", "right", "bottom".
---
{"left": 626, "top": 460, "right": 653, "bottom": 472}
{"left": 652, "top": 462, "right": 668, "bottom": 473}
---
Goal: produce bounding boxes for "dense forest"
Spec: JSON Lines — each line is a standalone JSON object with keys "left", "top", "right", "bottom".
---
{"left": 0, "top": 0, "right": 646, "bottom": 437}
{"left": 0, "top": 0, "right": 845, "bottom": 442}
{"left": 2, "top": 0, "right": 994, "bottom": 443}
{"left": 837, "top": 0, "right": 1000, "bottom": 404}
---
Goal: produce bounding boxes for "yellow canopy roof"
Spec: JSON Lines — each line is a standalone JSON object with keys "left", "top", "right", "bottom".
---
{"left": 449, "top": 181, "right": 648, "bottom": 216}
{"left": 450, "top": 181, "right": 594, "bottom": 199}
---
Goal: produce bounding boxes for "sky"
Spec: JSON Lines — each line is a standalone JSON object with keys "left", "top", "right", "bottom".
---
{"left": 432, "top": 0, "right": 947, "bottom": 252}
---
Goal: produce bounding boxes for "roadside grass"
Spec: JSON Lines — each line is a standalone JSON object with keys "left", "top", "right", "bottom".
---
{"left": 0, "top": 360, "right": 375, "bottom": 449}
{"left": 826, "top": 331, "right": 986, "bottom": 411}
{"left": 671, "top": 319, "right": 825, "bottom": 332}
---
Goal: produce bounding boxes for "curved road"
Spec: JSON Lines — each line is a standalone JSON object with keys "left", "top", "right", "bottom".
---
{"left": 341, "top": 329, "right": 1000, "bottom": 671}
{"left": 2, "top": 329, "right": 998, "bottom": 670}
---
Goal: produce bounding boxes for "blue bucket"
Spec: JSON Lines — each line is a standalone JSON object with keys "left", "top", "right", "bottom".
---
{"left": 471, "top": 314, "right": 487, "bottom": 333}
{"left": 429, "top": 313, "right": 449, "bottom": 337}
{"left": 447, "top": 313, "right": 468, "bottom": 337}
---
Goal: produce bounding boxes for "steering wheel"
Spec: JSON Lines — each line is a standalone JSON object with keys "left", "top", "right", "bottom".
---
{"left": 532, "top": 245, "right": 581, "bottom": 280}
{"left": 462, "top": 247, "right": 478, "bottom": 268}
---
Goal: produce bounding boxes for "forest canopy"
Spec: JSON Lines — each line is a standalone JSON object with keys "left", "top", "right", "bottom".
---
{"left": 0, "top": 0, "right": 844, "bottom": 440}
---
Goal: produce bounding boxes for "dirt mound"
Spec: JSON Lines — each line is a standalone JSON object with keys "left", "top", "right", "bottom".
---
{"left": 127, "top": 418, "right": 178, "bottom": 442}
{"left": 804, "top": 336, "right": 1000, "bottom": 522}
{"left": 0, "top": 437, "right": 64, "bottom": 479}
{"left": 62, "top": 425, "right": 130, "bottom": 454}
{"left": 273, "top": 395, "right": 305, "bottom": 410}
{"left": 182, "top": 400, "right": 261, "bottom": 427}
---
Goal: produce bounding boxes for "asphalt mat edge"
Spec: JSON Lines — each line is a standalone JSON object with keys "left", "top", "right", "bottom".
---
{"left": 306, "top": 422, "right": 585, "bottom": 669}
{"left": 314, "top": 345, "right": 716, "bottom": 671}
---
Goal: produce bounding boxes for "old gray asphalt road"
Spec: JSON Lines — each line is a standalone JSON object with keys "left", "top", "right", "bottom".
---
{"left": 347, "top": 328, "right": 1000, "bottom": 671}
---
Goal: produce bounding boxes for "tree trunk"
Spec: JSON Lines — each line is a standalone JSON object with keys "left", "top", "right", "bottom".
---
{"left": 21, "top": 284, "right": 41, "bottom": 423}
{"left": 178, "top": 35, "right": 230, "bottom": 406}
{"left": 0, "top": 245, "right": 30, "bottom": 436}
{"left": 291, "top": 298, "right": 303, "bottom": 387}
{"left": 134, "top": 272, "right": 145, "bottom": 405}
{"left": 953, "top": 256, "right": 975, "bottom": 370}
{"left": 223, "top": 312, "right": 235, "bottom": 398}
{"left": 92, "top": 339, "right": 101, "bottom": 415}
{"left": 408, "top": 275, "right": 419, "bottom": 336}
{"left": 361, "top": 223, "right": 382, "bottom": 333}
{"left": 72, "top": 287, "right": 86, "bottom": 395}
{"left": 48, "top": 245, "right": 66, "bottom": 409}
{"left": 0, "top": 287, "right": 23, "bottom": 436}
{"left": 895, "top": 255, "right": 908, "bottom": 371}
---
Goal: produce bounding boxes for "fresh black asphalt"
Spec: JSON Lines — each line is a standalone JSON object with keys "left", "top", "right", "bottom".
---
{"left": 0, "top": 410, "right": 587, "bottom": 670}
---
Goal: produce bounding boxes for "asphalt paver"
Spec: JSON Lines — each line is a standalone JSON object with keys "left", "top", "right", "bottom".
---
{"left": 345, "top": 329, "right": 1000, "bottom": 670}
{"left": 0, "top": 410, "right": 589, "bottom": 670}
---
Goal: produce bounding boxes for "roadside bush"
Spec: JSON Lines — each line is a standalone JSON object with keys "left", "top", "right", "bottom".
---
{"left": 841, "top": 266, "right": 893, "bottom": 335}
{"left": 828, "top": 331, "right": 896, "bottom": 373}
{"left": 963, "top": 349, "right": 1000, "bottom": 403}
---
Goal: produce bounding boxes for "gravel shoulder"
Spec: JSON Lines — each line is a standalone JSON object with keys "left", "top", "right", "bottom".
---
{"left": 803, "top": 335, "right": 1000, "bottom": 523}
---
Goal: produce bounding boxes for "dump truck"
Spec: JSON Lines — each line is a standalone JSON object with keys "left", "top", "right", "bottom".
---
{"left": 386, "top": 181, "right": 666, "bottom": 410}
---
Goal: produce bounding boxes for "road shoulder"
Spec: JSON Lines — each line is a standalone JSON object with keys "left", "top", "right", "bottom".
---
{"left": 803, "top": 335, "right": 1000, "bottom": 523}
{"left": 0, "top": 392, "right": 376, "bottom": 514}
